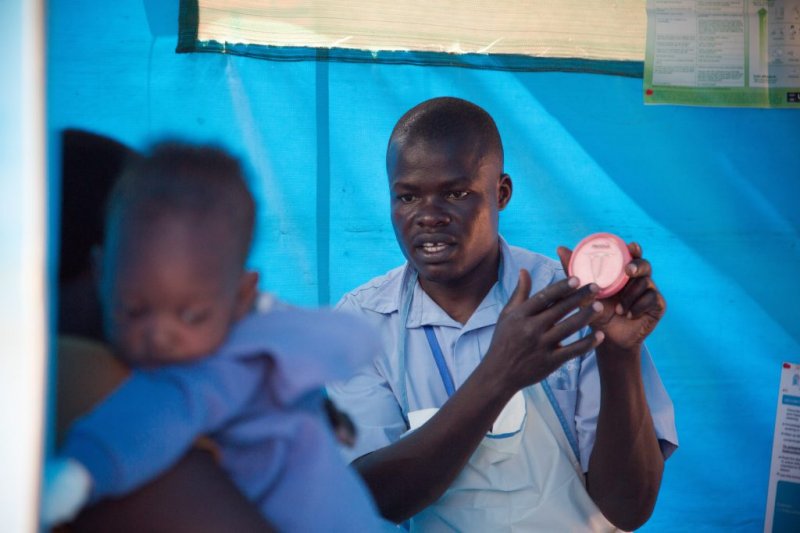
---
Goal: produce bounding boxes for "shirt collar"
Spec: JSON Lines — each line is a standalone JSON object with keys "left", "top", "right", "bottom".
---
{"left": 498, "top": 236, "right": 523, "bottom": 300}
{"left": 403, "top": 236, "right": 520, "bottom": 331}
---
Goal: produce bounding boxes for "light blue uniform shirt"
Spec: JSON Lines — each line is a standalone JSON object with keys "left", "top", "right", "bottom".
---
{"left": 328, "top": 239, "right": 678, "bottom": 472}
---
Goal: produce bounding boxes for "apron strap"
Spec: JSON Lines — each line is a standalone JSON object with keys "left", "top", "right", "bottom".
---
{"left": 531, "top": 382, "right": 584, "bottom": 478}
{"left": 423, "top": 325, "right": 456, "bottom": 397}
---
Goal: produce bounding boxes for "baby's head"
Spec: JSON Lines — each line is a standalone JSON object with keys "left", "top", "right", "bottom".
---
{"left": 97, "top": 142, "right": 259, "bottom": 367}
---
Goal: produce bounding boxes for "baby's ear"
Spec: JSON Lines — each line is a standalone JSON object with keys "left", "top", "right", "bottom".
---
{"left": 234, "top": 270, "right": 259, "bottom": 319}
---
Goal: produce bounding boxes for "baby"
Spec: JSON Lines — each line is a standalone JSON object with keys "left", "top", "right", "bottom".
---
{"left": 43, "top": 142, "right": 386, "bottom": 531}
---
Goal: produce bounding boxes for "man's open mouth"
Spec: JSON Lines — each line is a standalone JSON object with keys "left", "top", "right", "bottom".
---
{"left": 420, "top": 242, "right": 448, "bottom": 254}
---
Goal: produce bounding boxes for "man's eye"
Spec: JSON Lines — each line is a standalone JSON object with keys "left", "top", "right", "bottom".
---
{"left": 446, "top": 191, "right": 469, "bottom": 200}
{"left": 398, "top": 194, "right": 417, "bottom": 204}
{"left": 181, "top": 308, "right": 210, "bottom": 325}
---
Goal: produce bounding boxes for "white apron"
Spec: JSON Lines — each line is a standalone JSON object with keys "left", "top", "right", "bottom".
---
{"left": 406, "top": 385, "right": 619, "bottom": 532}
{"left": 397, "top": 269, "right": 619, "bottom": 532}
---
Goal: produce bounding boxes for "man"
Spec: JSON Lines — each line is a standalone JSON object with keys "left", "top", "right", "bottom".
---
{"left": 328, "top": 96, "right": 678, "bottom": 531}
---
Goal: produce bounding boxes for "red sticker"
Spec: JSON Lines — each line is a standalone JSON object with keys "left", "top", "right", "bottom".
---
{"left": 784, "top": 363, "right": 792, "bottom": 368}
{"left": 645, "top": 89, "right": 654, "bottom": 96}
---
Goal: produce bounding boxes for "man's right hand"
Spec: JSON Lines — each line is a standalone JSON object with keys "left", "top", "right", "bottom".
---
{"left": 481, "top": 270, "right": 605, "bottom": 397}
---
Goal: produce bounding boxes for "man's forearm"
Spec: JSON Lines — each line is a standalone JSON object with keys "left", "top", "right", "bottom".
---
{"left": 587, "top": 343, "right": 664, "bottom": 531}
{"left": 353, "top": 364, "right": 514, "bottom": 523}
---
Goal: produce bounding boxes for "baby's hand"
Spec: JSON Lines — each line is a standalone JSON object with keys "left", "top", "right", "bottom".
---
{"left": 323, "top": 398, "right": 357, "bottom": 448}
{"left": 41, "top": 457, "right": 92, "bottom": 528}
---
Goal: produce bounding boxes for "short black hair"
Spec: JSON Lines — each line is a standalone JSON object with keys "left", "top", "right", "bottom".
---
{"left": 388, "top": 97, "right": 504, "bottom": 169}
{"left": 105, "top": 142, "right": 255, "bottom": 267}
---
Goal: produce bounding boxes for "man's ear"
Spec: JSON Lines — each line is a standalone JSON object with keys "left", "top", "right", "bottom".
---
{"left": 234, "top": 270, "right": 260, "bottom": 320}
{"left": 498, "top": 173, "right": 512, "bottom": 210}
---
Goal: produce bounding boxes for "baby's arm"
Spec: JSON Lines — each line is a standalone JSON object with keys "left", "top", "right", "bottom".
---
{"left": 44, "top": 354, "right": 264, "bottom": 525}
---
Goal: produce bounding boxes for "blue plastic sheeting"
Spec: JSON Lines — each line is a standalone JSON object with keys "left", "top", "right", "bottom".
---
{"left": 48, "top": 0, "right": 800, "bottom": 530}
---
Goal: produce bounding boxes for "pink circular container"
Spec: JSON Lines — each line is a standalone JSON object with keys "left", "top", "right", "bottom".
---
{"left": 568, "top": 232, "right": 632, "bottom": 298}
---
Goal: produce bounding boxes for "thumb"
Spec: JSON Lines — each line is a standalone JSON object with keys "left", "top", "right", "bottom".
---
{"left": 556, "top": 246, "right": 573, "bottom": 273}
{"left": 506, "top": 269, "right": 532, "bottom": 310}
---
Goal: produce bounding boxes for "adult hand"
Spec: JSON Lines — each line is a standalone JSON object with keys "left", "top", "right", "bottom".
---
{"left": 481, "top": 270, "right": 604, "bottom": 396}
{"left": 557, "top": 242, "right": 667, "bottom": 531}
{"left": 557, "top": 242, "right": 666, "bottom": 352}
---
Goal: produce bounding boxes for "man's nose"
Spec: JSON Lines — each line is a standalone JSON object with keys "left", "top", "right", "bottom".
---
{"left": 416, "top": 197, "right": 450, "bottom": 227}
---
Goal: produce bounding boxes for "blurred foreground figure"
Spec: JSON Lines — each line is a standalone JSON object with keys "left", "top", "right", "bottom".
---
{"left": 52, "top": 140, "right": 386, "bottom": 532}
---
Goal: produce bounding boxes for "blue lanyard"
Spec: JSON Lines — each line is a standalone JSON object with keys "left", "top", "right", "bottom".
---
{"left": 397, "top": 249, "right": 580, "bottom": 457}
{"left": 396, "top": 249, "right": 581, "bottom": 461}
{"left": 423, "top": 326, "right": 456, "bottom": 397}
{"left": 396, "top": 262, "right": 504, "bottom": 418}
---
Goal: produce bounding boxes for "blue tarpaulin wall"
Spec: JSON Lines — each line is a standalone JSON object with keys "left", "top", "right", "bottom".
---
{"left": 48, "top": 1, "right": 800, "bottom": 530}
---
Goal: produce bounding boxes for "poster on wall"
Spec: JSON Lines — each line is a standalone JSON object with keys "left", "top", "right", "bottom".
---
{"left": 764, "top": 362, "right": 800, "bottom": 532}
{"left": 644, "top": 0, "right": 800, "bottom": 107}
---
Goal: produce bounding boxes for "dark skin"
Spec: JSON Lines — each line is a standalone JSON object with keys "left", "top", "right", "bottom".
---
{"left": 353, "top": 135, "right": 665, "bottom": 530}
{"left": 558, "top": 243, "right": 665, "bottom": 531}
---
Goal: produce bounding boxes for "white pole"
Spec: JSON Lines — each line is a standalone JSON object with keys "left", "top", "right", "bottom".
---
{"left": 0, "top": 0, "right": 48, "bottom": 530}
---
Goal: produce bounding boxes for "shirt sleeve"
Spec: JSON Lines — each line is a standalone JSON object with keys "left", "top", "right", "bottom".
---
{"left": 574, "top": 344, "right": 679, "bottom": 472}
{"left": 227, "top": 307, "right": 382, "bottom": 406}
{"left": 326, "top": 294, "right": 408, "bottom": 464}
{"left": 259, "top": 411, "right": 390, "bottom": 532}
{"left": 61, "top": 355, "right": 265, "bottom": 500}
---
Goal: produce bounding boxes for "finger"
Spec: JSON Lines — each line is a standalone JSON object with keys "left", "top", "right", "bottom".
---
{"left": 517, "top": 276, "right": 583, "bottom": 316}
{"left": 542, "top": 301, "right": 604, "bottom": 346}
{"left": 556, "top": 246, "right": 573, "bottom": 273}
{"left": 504, "top": 269, "right": 532, "bottom": 311}
{"left": 614, "top": 276, "right": 651, "bottom": 316}
{"left": 627, "top": 241, "right": 643, "bottom": 259}
{"left": 537, "top": 283, "right": 599, "bottom": 327}
{"left": 549, "top": 330, "right": 605, "bottom": 369}
{"left": 627, "top": 288, "right": 666, "bottom": 320}
{"left": 625, "top": 257, "right": 652, "bottom": 278}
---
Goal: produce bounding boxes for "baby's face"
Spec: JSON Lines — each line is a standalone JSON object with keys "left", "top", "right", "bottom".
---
{"left": 99, "top": 215, "right": 246, "bottom": 367}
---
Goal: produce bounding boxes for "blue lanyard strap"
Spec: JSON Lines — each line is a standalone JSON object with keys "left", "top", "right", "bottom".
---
{"left": 423, "top": 325, "right": 456, "bottom": 397}
{"left": 425, "top": 324, "right": 526, "bottom": 440}
{"left": 540, "top": 379, "right": 582, "bottom": 461}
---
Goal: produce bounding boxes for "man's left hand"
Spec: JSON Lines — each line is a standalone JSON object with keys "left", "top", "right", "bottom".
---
{"left": 557, "top": 241, "right": 666, "bottom": 352}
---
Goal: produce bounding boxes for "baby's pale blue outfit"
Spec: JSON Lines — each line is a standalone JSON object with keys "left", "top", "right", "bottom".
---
{"left": 62, "top": 302, "right": 388, "bottom": 532}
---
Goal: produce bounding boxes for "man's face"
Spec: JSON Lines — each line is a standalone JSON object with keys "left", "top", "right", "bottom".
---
{"left": 388, "top": 137, "right": 510, "bottom": 289}
{"left": 98, "top": 215, "right": 246, "bottom": 367}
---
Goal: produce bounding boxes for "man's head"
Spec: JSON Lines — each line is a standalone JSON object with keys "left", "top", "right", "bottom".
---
{"left": 387, "top": 97, "right": 512, "bottom": 291}
{"left": 97, "top": 142, "right": 259, "bottom": 367}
